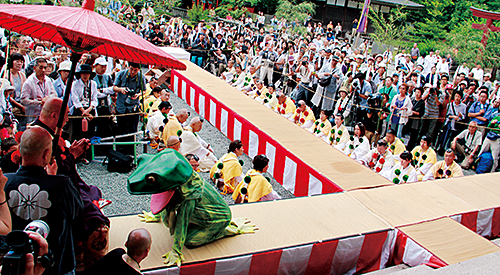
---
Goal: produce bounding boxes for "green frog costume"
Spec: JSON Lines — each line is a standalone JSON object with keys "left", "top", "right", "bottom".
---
{"left": 127, "top": 149, "right": 256, "bottom": 267}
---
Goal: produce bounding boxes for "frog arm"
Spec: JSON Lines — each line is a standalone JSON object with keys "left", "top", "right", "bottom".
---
{"left": 172, "top": 199, "right": 196, "bottom": 256}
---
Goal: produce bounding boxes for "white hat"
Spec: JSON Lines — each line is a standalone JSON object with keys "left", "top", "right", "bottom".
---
{"left": 459, "top": 80, "right": 468, "bottom": 86}
{"left": 424, "top": 83, "right": 432, "bottom": 88}
{"left": 93, "top": 57, "right": 108, "bottom": 66}
{"left": 485, "top": 73, "right": 492, "bottom": 78}
{"left": 58, "top": 61, "right": 72, "bottom": 72}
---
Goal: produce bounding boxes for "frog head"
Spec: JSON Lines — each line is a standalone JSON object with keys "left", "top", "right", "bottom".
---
{"left": 127, "top": 149, "right": 194, "bottom": 195}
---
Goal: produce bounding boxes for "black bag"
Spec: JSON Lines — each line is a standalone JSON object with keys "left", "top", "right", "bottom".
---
{"left": 105, "top": 150, "right": 134, "bottom": 173}
{"left": 318, "top": 75, "right": 332, "bottom": 87}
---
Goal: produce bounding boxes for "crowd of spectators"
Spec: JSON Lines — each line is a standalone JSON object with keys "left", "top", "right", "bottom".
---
{"left": 0, "top": 2, "right": 499, "bottom": 274}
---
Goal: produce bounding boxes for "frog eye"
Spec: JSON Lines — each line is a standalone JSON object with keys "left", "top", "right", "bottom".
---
{"left": 146, "top": 175, "right": 156, "bottom": 184}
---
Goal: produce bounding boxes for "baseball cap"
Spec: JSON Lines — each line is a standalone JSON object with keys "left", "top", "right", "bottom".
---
{"left": 93, "top": 57, "right": 108, "bottom": 66}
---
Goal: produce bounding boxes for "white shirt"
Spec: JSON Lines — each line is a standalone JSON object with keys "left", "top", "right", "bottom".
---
{"left": 70, "top": 78, "right": 98, "bottom": 111}
{"left": 471, "top": 67, "right": 484, "bottom": 84}
{"left": 21, "top": 73, "right": 57, "bottom": 117}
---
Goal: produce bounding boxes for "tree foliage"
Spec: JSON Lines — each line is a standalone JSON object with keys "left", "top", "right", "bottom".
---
{"left": 188, "top": 3, "right": 210, "bottom": 22}
{"left": 275, "top": 0, "right": 315, "bottom": 24}
{"left": 215, "top": 0, "right": 259, "bottom": 19}
{"left": 368, "top": 6, "right": 413, "bottom": 49}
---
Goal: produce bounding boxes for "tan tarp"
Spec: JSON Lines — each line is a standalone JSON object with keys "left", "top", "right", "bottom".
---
{"left": 348, "top": 181, "right": 478, "bottom": 227}
{"left": 108, "top": 193, "right": 390, "bottom": 270}
{"left": 177, "top": 61, "right": 392, "bottom": 191}
{"left": 398, "top": 217, "right": 500, "bottom": 265}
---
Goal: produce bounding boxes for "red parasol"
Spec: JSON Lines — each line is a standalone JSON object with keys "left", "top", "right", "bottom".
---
{"left": 0, "top": 0, "right": 186, "bottom": 155}
{"left": 0, "top": 1, "right": 186, "bottom": 69}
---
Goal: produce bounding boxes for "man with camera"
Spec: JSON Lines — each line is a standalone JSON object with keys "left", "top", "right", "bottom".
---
{"left": 5, "top": 127, "right": 84, "bottom": 275}
{"left": 113, "top": 62, "right": 147, "bottom": 154}
{"left": 295, "top": 58, "right": 314, "bottom": 105}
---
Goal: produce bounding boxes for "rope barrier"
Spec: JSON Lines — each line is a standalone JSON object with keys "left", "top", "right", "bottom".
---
{"left": 227, "top": 66, "right": 500, "bottom": 131}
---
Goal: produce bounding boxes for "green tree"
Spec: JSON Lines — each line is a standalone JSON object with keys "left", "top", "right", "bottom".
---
{"left": 368, "top": 6, "right": 413, "bottom": 49}
{"left": 187, "top": 3, "right": 210, "bottom": 23}
{"left": 275, "top": 0, "right": 315, "bottom": 25}
{"left": 215, "top": 0, "right": 259, "bottom": 20}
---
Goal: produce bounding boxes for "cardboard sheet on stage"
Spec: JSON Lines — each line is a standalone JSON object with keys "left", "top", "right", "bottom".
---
{"left": 348, "top": 181, "right": 477, "bottom": 227}
{"left": 434, "top": 174, "right": 500, "bottom": 210}
{"left": 108, "top": 193, "right": 390, "bottom": 270}
{"left": 398, "top": 217, "right": 500, "bottom": 265}
{"left": 177, "top": 61, "right": 391, "bottom": 191}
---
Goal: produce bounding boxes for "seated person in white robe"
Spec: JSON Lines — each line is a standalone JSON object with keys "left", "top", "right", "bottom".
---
{"left": 179, "top": 117, "right": 218, "bottom": 172}
{"left": 344, "top": 122, "right": 370, "bottom": 161}
{"left": 359, "top": 139, "right": 395, "bottom": 175}
{"left": 146, "top": 101, "right": 172, "bottom": 140}
{"left": 383, "top": 151, "right": 418, "bottom": 184}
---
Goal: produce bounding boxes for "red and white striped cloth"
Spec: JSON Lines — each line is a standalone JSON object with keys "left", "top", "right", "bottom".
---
{"left": 393, "top": 229, "right": 447, "bottom": 268}
{"left": 450, "top": 207, "right": 500, "bottom": 239}
{"left": 171, "top": 70, "right": 343, "bottom": 197}
{"left": 144, "top": 230, "right": 397, "bottom": 275}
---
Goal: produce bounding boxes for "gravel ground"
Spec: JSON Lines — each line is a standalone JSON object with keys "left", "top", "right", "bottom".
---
{"left": 76, "top": 82, "right": 477, "bottom": 216}
{"left": 77, "top": 90, "right": 294, "bottom": 217}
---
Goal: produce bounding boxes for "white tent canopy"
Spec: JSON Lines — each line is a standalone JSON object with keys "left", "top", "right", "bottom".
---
{"left": 160, "top": 46, "right": 190, "bottom": 61}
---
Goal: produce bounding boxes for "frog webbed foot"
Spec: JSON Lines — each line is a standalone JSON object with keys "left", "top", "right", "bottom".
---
{"left": 162, "top": 250, "right": 184, "bottom": 267}
{"left": 226, "top": 217, "right": 259, "bottom": 235}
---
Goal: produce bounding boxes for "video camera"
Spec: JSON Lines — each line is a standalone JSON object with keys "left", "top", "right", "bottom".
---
{"left": 0, "top": 221, "right": 54, "bottom": 275}
{"left": 352, "top": 78, "right": 360, "bottom": 89}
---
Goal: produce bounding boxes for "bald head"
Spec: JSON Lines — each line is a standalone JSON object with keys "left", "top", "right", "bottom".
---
{"left": 20, "top": 127, "right": 52, "bottom": 166}
{"left": 167, "top": 136, "right": 181, "bottom": 151}
{"left": 189, "top": 117, "right": 203, "bottom": 133}
{"left": 176, "top": 108, "right": 189, "bottom": 124}
{"left": 125, "top": 228, "right": 152, "bottom": 261}
{"left": 40, "top": 97, "right": 68, "bottom": 131}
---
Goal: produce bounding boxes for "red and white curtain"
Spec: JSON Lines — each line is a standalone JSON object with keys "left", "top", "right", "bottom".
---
{"left": 171, "top": 70, "right": 344, "bottom": 197}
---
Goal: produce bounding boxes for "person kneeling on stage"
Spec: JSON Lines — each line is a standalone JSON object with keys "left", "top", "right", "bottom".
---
{"left": 146, "top": 101, "right": 172, "bottom": 141}
{"left": 233, "top": 154, "right": 281, "bottom": 203}
{"left": 275, "top": 92, "right": 296, "bottom": 119}
{"left": 344, "top": 122, "right": 370, "bottom": 161}
{"left": 383, "top": 151, "right": 418, "bottom": 184}
{"left": 84, "top": 228, "right": 152, "bottom": 275}
{"left": 423, "top": 149, "right": 464, "bottom": 180}
{"left": 411, "top": 136, "right": 437, "bottom": 181}
{"left": 290, "top": 100, "right": 315, "bottom": 129}
{"left": 210, "top": 140, "right": 244, "bottom": 194}
{"left": 309, "top": 110, "right": 332, "bottom": 141}
{"left": 179, "top": 117, "right": 217, "bottom": 172}
{"left": 360, "top": 139, "right": 395, "bottom": 175}
{"left": 328, "top": 113, "right": 350, "bottom": 150}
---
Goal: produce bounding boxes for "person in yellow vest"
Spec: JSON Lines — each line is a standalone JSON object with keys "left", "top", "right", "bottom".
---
{"left": 309, "top": 110, "right": 332, "bottom": 141}
{"left": 290, "top": 100, "right": 315, "bottom": 129}
{"left": 384, "top": 151, "right": 418, "bottom": 184}
{"left": 423, "top": 149, "right": 464, "bottom": 180}
{"left": 276, "top": 92, "right": 296, "bottom": 119}
{"left": 210, "top": 140, "right": 245, "bottom": 194}
{"left": 360, "top": 139, "right": 395, "bottom": 175}
{"left": 148, "top": 89, "right": 171, "bottom": 117}
{"left": 384, "top": 129, "right": 406, "bottom": 162}
{"left": 144, "top": 86, "right": 161, "bottom": 116}
{"left": 259, "top": 84, "right": 278, "bottom": 110}
{"left": 248, "top": 79, "right": 268, "bottom": 99}
{"left": 141, "top": 75, "right": 158, "bottom": 101}
{"left": 233, "top": 154, "right": 281, "bottom": 203}
{"left": 328, "top": 113, "right": 350, "bottom": 150}
{"left": 344, "top": 122, "right": 370, "bottom": 161}
{"left": 162, "top": 108, "right": 189, "bottom": 143}
{"left": 411, "top": 136, "right": 437, "bottom": 181}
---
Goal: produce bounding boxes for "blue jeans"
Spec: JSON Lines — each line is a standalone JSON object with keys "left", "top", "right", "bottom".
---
{"left": 191, "top": 55, "right": 203, "bottom": 67}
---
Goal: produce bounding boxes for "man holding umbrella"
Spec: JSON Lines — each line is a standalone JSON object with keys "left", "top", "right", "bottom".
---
{"left": 113, "top": 62, "right": 146, "bottom": 154}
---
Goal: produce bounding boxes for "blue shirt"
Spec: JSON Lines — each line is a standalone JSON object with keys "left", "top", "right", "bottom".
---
{"left": 468, "top": 101, "right": 492, "bottom": 126}
{"left": 113, "top": 69, "right": 146, "bottom": 114}
{"left": 358, "top": 80, "right": 373, "bottom": 109}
